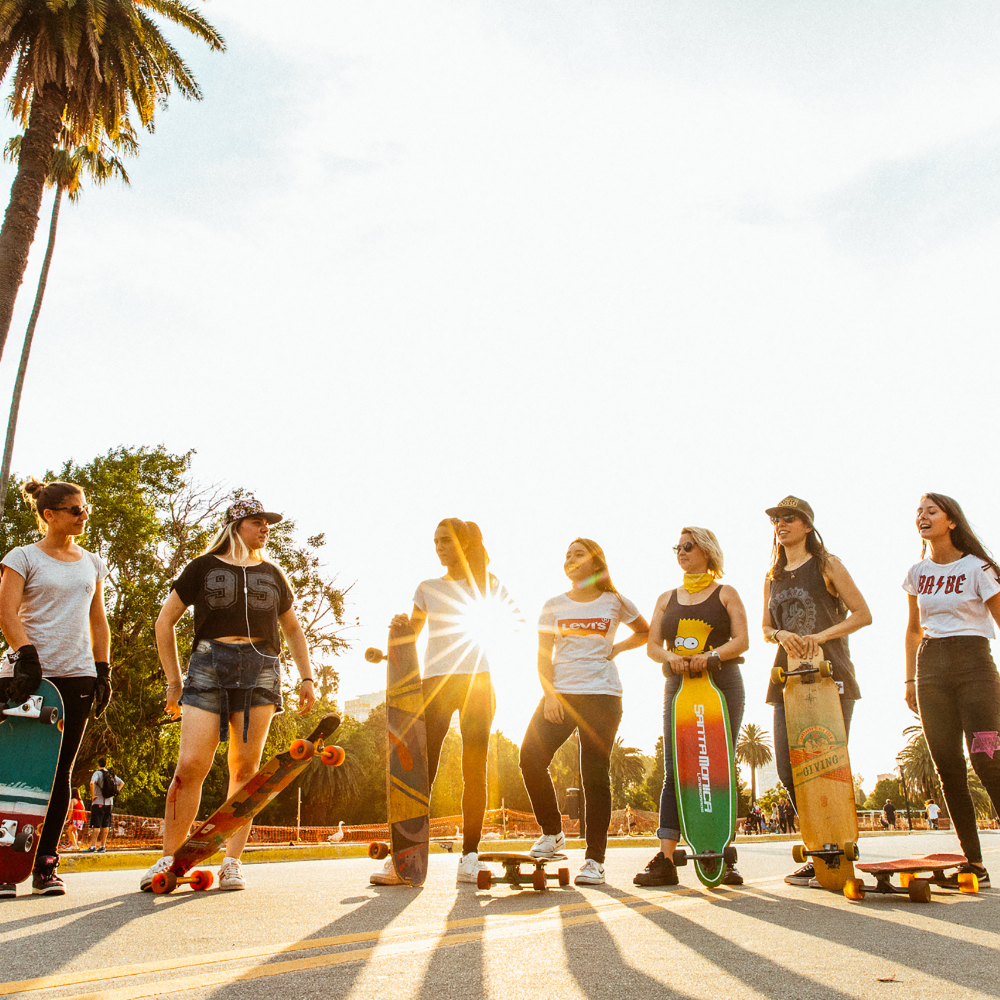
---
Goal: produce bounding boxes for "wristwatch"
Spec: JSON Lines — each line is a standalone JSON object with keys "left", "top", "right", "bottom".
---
{"left": 708, "top": 651, "right": 721, "bottom": 669}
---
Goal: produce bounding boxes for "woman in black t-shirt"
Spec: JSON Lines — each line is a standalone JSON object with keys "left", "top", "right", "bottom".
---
{"left": 139, "top": 497, "right": 316, "bottom": 893}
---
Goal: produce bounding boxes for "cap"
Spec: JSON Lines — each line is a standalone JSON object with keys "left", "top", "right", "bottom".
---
{"left": 764, "top": 495, "right": 815, "bottom": 524}
{"left": 224, "top": 496, "right": 283, "bottom": 526}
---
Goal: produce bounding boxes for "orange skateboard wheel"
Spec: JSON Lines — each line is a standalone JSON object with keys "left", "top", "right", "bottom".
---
{"left": 843, "top": 879, "right": 865, "bottom": 901}
{"left": 532, "top": 870, "right": 546, "bottom": 891}
{"left": 792, "top": 844, "right": 807, "bottom": 864}
{"left": 368, "top": 842, "right": 390, "bottom": 860}
{"left": 151, "top": 871, "right": 177, "bottom": 895}
{"left": 321, "top": 745, "right": 346, "bottom": 766}
{"left": 477, "top": 869, "right": 492, "bottom": 890}
{"left": 190, "top": 870, "right": 214, "bottom": 891}
{"left": 908, "top": 878, "right": 932, "bottom": 903}
{"left": 289, "top": 739, "right": 315, "bottom": 761}
{"left": 957, "top": 872, "right": 979, "bottom": 893}
{"left": 558, "top": 867, "right": 571, "bottom": 886}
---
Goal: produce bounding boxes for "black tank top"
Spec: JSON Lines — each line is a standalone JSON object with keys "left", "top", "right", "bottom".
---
{"left": 659, "top": 586, "right": 744, "bottom": 666}
{"left": 765, "top": 555, "right": 861, "bottom": 704}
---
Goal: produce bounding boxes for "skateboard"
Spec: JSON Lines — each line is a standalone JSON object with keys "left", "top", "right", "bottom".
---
{"left": 844, "top": 854, "right": 979, "bottom": 903}
{"left": 149, "top": 714, "right": 344, "bottom": 894}
{"left": 0, "top": 680, "right": 65, "bottom": 886}
{"left": 671, "top": 665, "right": 737, "bottom": 887}
{"left": 772, "top": 649, "right": 859, "bottom": 891}
{"left": 365, "top": 620, "right": 429, "bottom": 886}
{"left": 476, "top": 852, "right": 571, "bottom": 890}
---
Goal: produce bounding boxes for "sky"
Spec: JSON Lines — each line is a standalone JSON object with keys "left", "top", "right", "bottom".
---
{"left": 2, "top": 0, "right": 1000, "bottom": 795}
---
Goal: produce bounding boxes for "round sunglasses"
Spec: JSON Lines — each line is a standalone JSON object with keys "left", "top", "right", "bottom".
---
{"left": 672, "top": 541, "right": 696, "bottom": 554}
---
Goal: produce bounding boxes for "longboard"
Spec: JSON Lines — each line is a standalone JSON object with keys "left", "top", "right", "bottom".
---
{"left": 0, "top": 680, "right": 64, "bottom": 886}
{"left": 671, "top": 667, "right": 737, "bottom": 887}
{"left": 365, "top": 620, "right": 429, "bottom": 886}
{"left": 477, "top": 852, "right": 571, "bottom": 890}
{"left": 844, "top": 853, "right": 979, "bottom": 903}
{"left": 773, "top": 649, "right": 859, "bottom": 891}
{"left": 149, "top": 714, "right": 343, "bottom": 894}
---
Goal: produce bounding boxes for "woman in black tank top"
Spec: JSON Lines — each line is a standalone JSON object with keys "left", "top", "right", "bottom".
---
{"left": 761, "top": 496, "right": 871, "bottom": 887}
{"left": 634, "top": 527, "right": 749, "bottom": 888}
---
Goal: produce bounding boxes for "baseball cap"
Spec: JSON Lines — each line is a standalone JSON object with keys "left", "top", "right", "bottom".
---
{"left": 224, "top": 496, "right": 283, "bottom": 526}
{"left": 764, "top": 495, "right": 815, "bottom": 524}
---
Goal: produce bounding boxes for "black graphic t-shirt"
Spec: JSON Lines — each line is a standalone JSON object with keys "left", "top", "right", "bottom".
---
{"left": 172, "top": 555, "right": 294, "bottom": 654}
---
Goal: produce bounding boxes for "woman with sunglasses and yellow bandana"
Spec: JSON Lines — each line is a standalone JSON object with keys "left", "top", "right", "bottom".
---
{"left": 761, "top": 495, "right": 871, "bottom": 887}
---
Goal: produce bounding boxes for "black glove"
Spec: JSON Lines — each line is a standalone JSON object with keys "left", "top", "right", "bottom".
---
{"left": 93, "top": 662, "right": 112, "bottom": 717}
{"left": 9, "top": 644, "right": 41, "bottom": 704}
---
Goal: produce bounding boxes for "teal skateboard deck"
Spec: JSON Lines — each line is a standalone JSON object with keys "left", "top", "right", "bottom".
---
{"left": 0, "top": 679, "right": 65, "bottom": 885}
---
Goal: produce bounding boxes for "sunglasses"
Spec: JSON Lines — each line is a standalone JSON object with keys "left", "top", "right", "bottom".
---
{"left": 52, "top": 504, "right": 91, "bottom": 517}
{"left": 770, "top": 514, "right": 799, "bottom": 525}
{"left": 673, "top": 542, "right": 696, "bottom": 554}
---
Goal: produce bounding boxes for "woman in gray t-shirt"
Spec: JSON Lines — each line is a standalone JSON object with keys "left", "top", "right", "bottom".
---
{"left": 0, "top": 478, "right": 111, "bottom": 897}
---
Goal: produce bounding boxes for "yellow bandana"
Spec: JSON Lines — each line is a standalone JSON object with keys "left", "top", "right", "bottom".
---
{"left": 682, "top": 573, "right": 715, "bottom": 594}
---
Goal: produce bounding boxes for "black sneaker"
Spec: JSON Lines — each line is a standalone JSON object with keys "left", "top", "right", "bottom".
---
{"left": 784, "top": 862, "right": 815, "bottom": 886}
{"left": 32, "top": 856, "right": 65, "bottom": 896}
{"left": 0, "top": 882, "right": 15, "bottom": 899}
{"left": 943, "top": 862, "right": 990, "bottom": 889}
{"left": 633, "top": 852, "right": 679, "bottom": 886}
{"left": 721, "top": 864, "right": 744, "bottom": 886}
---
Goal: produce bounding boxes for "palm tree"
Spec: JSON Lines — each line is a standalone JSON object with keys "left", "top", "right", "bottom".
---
{"left": 0, "top": 1, "right": 225, "bottom": 358}
{"left": 897, "top": 725, "right": 942, "bottom": 802}
{"left": 0, "top": 131, "right": 132, "bottom": 510}
{"left": 609, "top": 738, "right": 646, "bottom": 809}
{"left": 735, "top": 723, "right": 773, "bottom": 803}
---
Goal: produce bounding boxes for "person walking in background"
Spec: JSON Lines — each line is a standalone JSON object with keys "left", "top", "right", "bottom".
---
{"left": 62, "top": 789, "right": 86, "bottom": 851}
{"left": 370, "top": 518, "right": 519, "bottom": 886}
{"left": 903, "top": 493, "right": 1000, "bottom": 888}
{"left": 926, "top": 799, "right": 940, "bottom": 830}
{"left": 0, "top": 479, "right": 111, "bottom": 897}
{"left": 635, "top": 527, "right": 748, "bottom": 888}
{"left": 521, "top": 538, "right": 649, "bottom": 886}
{"left": 761, "top": 495, "right": 871, "bottom": 888}
{"left": 85, "top": 758, "right": 123, "bottom": 852}
{"left": 882, "top": 799, "right": 897, "bottom": 831}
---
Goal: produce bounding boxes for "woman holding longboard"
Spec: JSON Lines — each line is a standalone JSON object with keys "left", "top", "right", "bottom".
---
{"left": 520, "top": 538, "right": 648, "bottom": 886}
{"left": 635, "top": 527, "right": 749, "bottom": 887}
{"left": 903, "top": 493, "right": 1000, "bottom": 888}
{"left": 761, "top": 495, "right": 871, "bottom": 887}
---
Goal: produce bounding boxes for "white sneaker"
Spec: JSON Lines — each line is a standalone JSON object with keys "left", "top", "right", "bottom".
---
{"left": 139, "top": 855, "right": 174, "bottom": 892}
{"left": 456, "top": 852, "right": 489, "bottom": 884}
{"left": 529, "top": 832, "right": 566, "bottom": 858}
{"left": 218, "top": 857, "right": 246, "bottom": 891}
{"left": 369, "top": 856, "right": 405, "bottom": 885}
{"left": 575, "top": 859, "right": 605, "bottom": 885}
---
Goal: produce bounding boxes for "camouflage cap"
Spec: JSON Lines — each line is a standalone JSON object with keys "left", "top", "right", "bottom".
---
{"left": 764, "top": 495, "right": 815, "bottom": 524}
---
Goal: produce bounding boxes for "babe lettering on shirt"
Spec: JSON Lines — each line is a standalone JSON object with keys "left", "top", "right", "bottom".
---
{"left": 915, "top": 573, "right": 966, "bottom": 596}
{"left": 557, "top": 617, "right": 611, "bottom": 637}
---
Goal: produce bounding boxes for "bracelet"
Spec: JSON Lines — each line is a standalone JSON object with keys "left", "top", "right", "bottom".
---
{"left": 300, "top": 677, "right": 315, "bottom": 685}
{"left": 773, "top": 630, "right": 783, "bottom": 643}
{"left": 905, "top": 679, "right": 916, "bottom": 685}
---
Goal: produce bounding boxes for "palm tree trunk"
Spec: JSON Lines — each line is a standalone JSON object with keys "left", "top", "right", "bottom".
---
{"left": 0, "top": 85, "right": 65, "bottom": 362}
{"left": 750, "top": 766, "right": 757, "bottom": 803}
{"left": 0, "top": 185, "right": 64, "bottom": 512}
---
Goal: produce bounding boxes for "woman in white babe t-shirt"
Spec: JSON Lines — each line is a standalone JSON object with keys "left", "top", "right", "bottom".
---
{"left": 519, "top": 538, "right": 649, "bottom": 886}
{"left": 903, "top": 493, "right": 1000, "bottom": 886}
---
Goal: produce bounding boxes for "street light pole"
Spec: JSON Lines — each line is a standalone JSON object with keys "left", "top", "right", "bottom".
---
{"left": 896, "top": 756, "right": 913, "bottom": 832}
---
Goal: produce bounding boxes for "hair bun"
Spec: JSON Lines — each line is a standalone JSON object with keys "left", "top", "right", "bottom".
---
{"left": 22, "top": 478, "right": 45, "bottom": 497}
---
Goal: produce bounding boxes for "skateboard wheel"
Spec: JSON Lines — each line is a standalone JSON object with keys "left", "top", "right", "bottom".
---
{"left": 908, "top": 878, "right": 932, "bottom": 903}
{"left": 957, "top": 872, "right": 979, "bottom": 893}
{"left": 819, "top": 660, "right": 833, "bottom": 678}
{"left": 190, "top": 870, "right": 214, "bottom": 891}
{"left": 477, "top": 869, "right": 492, "bottom": 890}
{"left": 843, "top": 879, "right": 865, "bottom": 901}
{"left": 844, "top": 840, "right": 859, "bottom": 861}
{"left": 899, "top": 872, "right": 913, "bottom": 888}
{"left": 13, "top": 829, "right": 33, "bottom": 853}
{"left": 151, "top": 871, "right": 177, "bottom": 895}
{"left": 532, "top": 870, "right": 546, "bottom": 891}
{"left": 723, "top": 845, "right": 738, "bottom": 866}
{"left": 672, "top": 850, "right": 688, "bottom": 867}
{"left": 321, "top": 745, "right": 346, "bottom": 766}
{"left": 364, "top": 647, "right": 385, "bottom": 663}
{"left": 558, "top": 867, "right": 570, "bottom": 886}
{"left": 289, "top": 739, "right": 315, "bottom": 761}
{"left": 40, "top": 706, "right": 58, "bottom": 724}
{"left": 770, "top": 666, "right": 786, "bottom": 685}
{"left": 368, "top": 842, "right": 390, "bottom": 860}
{"left": 792, "top": 844, "right": 807, "bottom": 864}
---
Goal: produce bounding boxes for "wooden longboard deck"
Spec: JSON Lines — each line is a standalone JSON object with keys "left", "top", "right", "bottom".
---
{"left": 782, "top": 651, "right": 858, "bottom": 891}
{"left": 671, "top": 669, "right": 736, "bottom": 887}
{"left": 0, "top": 680, "right": 64, "bottom": 885}
{"left": 479, "top": 852, "right": 568, "bottom": 864}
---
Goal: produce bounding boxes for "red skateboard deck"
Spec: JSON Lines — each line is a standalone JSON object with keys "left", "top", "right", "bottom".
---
{"left": 845, "top": 853, "right": 979, "bottom": 902}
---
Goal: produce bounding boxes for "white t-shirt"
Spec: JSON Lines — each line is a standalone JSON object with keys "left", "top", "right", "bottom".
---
{"left": 902, "top": 554, "right": 1000, "bottom": 639}
{"left": 926, "top": 803, "right": 940, "bottom": 821}
{"left": 0, "top": 544, "right": 109, "bottom": 678}
{"left": 537, "top": 591, "right": 641, "bottom": 697}
{"left": 413, "top": 576, "right": 518, "bottom": 677}
{"left": 91, "top": 769, "right": 124, "bottom": 807}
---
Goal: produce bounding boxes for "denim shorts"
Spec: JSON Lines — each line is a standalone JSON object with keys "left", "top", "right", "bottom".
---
{"left": 179, "top": 640, "right": 283, "bottom": 741}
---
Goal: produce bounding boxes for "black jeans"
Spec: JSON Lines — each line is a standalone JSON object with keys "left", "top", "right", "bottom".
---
{"left": 38, "top": 675, "right": 96, "bottom": 860}
{"left": 917, "top": 636, "right": 1000, "bottom": 864}
{"left": 773, "top": 697, "right": 855, "bottom": 813}
{"left": 422, "top": 671, "right": 495, "bottom": 856}
{"left": 519, "top": 693, "right": 622, "bottom": 864}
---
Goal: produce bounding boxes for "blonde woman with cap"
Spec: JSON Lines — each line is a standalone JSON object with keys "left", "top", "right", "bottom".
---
{"left": 761, "top": 495, "right": 871, "bottom": 887}
{"left": 139, "top": 496, "right": 316, "bottom": 893}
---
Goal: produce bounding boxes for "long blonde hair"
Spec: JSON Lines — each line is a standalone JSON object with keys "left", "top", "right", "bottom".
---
{"left": 202, "top": 520, "right": 265, "bottom": 563}
{"left": 680, "top": 526, "right": 724, "bottom": 579}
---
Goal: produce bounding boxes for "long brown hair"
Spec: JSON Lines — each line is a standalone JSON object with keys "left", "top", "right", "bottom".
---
{"left": 921, "top": 493, "right": 1000, "bottom": 579}
{"left": 767, "top": 518, "right": 833, "bottom": 582}
{"left": 439, "top": 518, "right": 491, "bottom": 596}
{"left": 571, "top": 537, "right": 623, "bottom": 597}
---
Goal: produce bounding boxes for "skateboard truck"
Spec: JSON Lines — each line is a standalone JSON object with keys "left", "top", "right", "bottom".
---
{"left": 672, "top": 844, "right": 737, "bottom": 873}
{"left": 791, "top": 840, "right": 859, "bottom": 869}
{"left": 0, "top": 820, "right": 35, "bottom": 852}
{"left": 771, "top": 661, "right": 833, "bottom": 686}
{"left": 2, "top": 695, "right": 59, "bottom": 723}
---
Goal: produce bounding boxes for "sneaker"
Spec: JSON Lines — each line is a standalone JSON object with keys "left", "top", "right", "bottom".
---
{"left": 575, "top": 859, "right": 605, "bottom": 885}
{"left": 95, "top": 846, "right": 106, "bottom": 853}
{"left": 784, "top": 862, "right": 815, "bottom": 886}
{"left": 529, "top": 832, "right": 566, "bottom": 858}
{"left": 943, "top": 862, "right": 990, "bottom": 889}
{"left": 0, "top": 882, "right": 15, "bottom": 898}
{"left": 83, "top": 846, "right": 97, "bottom": 853}
{"left": 721, "top": 864, "right": 744, "bottom": 886}
{"left": 456, "top": 852, "right": 490, "bottom": 884}
{"left": 32, "top": 856, "right": 65, "bottom": 896}
{"left": 369, "top": 856, "right": 405, "bottom": 885}
{"left": 218, "top": 857, "right": 246, "bottom": 891}
{"left": 139, "top": 855, "right": 175, "bottom": 892}
{"left": 633, "top": 852, "right": 679, "bottom": 887}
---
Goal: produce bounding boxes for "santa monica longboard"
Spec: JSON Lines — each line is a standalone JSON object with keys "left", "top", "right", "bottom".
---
{"left": 773, "top": 649, "right": 859, "bottom": 891}
{"left": 0, "top": 680, "right": 64, "bottom": 887}
{"left": 671, "top": 667, "right": 737, "bottom": 887}
{"left": 476, "top": 852, "right": 571, "bottom": 891}
{"left": 149, "top": 714, "right": 343, "bottom": 894}
{"left": 365, "top": 621, "right": 429, "bottom": 886}
{"left": 844, "top": 854, "right": 979, "bottom": 903}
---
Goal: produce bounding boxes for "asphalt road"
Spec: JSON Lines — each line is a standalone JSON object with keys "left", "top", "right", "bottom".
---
{"left": 2, "top": 832, "right": 998, "bottom": 1000}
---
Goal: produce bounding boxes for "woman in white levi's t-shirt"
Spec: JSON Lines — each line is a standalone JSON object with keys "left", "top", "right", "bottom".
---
{"left": 903, "top": 493, "right": 1000, "bottom": 887}
{"left": 519, "top": 538, "right": 649, "bottom": 886}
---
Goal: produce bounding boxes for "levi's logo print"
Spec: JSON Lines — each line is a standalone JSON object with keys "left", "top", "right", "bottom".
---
{"left": 916, "top": 573, "right": 966, "bottom": 595}
{"left": 204, "top": 566, "right": 280, "bottom": 610}
{"left": 673, "top": 618, "right": 711, "bottom": 655}
{"left": 558, "top": 617, "right": 611, "bottom": 637}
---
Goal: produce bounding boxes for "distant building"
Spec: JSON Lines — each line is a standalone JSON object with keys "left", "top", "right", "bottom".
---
{"left": 344, "top": 690, "right": 386, "bottom": 723}
{"left": 876, "top": 773, "right": 896, "bottom": 784}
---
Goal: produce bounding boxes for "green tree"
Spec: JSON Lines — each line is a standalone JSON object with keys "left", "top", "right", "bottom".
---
{"left": 735, "top": 723, "right": 773, "bottom": 803}
{"left": 609, "top": 738, "right": 646, "bottom": 809}
{"left": 863, "top": 777, "right": 906, "bottom": 812}
{"left": 644, "top": 735, "right": 665, "bottom": 806}
{"left": 487, "top": 730, "right": 531, "bottom": 813}
{"left": 897, "top": 725, "right": 942, "bottom": 803}
{"left": 429, "top": 728, "right": 463, "bottom": 818}
{"left": 0, "top": 1, "right": 224, "bottom": 357}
